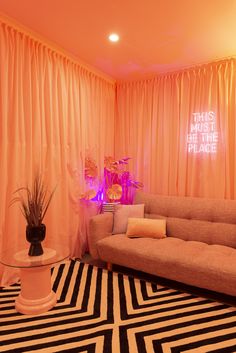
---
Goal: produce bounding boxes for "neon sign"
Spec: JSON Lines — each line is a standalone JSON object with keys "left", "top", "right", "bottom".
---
{"left": 187, "top": 111, "right": 218, "bottom": 153}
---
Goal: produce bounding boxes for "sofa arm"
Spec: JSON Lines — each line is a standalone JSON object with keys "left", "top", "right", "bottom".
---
{"left": 88, "top": 213, "right": 113, "bottom": 259}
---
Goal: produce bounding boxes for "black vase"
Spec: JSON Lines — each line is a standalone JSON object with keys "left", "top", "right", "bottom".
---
{"left": 26, "top": 224, "right": 46, "bottom": 256}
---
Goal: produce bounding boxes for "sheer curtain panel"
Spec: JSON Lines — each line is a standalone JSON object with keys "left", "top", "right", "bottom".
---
{"left": 115, "top": 59, "right": 236, "bottom": 199}
{"left": 0, "top": 19, "right": 115, "bottom": 285}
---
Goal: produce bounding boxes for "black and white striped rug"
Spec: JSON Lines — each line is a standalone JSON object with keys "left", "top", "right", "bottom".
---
{"left": 1, "top": 259, "right": 236, "bottom": 352}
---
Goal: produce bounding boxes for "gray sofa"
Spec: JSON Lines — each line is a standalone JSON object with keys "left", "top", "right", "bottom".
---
{"left": 88, "top": 191, "right": 236, "bottom": 297}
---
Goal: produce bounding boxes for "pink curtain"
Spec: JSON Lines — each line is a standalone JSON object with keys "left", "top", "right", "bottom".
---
{"left": 0, "top": 19, "right": 115, "bottom": 285}
{"left": 115, "top": 59, "right": 236, "bottom": 199}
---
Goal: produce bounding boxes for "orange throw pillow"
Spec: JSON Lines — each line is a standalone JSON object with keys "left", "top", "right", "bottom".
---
{"left": 126, "top": 218, "right": 166, "bottom": 239}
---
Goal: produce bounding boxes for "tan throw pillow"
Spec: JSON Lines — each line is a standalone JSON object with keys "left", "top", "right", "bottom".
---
{"left": 112, "top": 204, "right": 145, "bottom": 234}
{"left": 126, "top": 218, "right": 166, "bottom": 239}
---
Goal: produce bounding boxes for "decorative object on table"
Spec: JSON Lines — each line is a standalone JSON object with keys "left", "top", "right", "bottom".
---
{"left": 80, "top": 155, "right": 143, "bottom": 205}
{"left": 101, "top": 202, "right": 120, "bottom": 213}
{"left": 10, "top": 172, "right": 56, "bottom": 256}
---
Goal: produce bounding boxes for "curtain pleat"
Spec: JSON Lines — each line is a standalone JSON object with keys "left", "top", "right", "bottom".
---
{"left": 0, "top": 21, "right": 115, "bottom": 285}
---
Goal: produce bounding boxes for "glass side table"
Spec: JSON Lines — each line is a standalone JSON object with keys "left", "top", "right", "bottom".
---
{"left": 0, "top": 245, "right": 70, "bottom": 315}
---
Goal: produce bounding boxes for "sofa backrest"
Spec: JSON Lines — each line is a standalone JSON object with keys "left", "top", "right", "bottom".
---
{"left": 134, "top": 191, "right": 236, "bottom": 248}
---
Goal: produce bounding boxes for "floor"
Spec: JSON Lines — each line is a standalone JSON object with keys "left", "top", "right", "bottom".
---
{"left": 2, "top": 259, "right": 235, "bottom": 353}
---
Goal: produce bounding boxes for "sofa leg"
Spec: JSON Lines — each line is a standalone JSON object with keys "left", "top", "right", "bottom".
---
{"left": 107, "top": 262, "right": 112, "bottom": 271}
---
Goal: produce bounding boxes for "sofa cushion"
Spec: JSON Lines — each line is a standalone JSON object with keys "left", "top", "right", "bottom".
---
{"left": 135, "top": 191, "right": 236, "bottom": 224}
{"left": 166, "top": 217, "right": 236, "bottom": 248}
{"left": 113, "top": 204, "right": 144, "bottom": 234}
{"left": 134, "top": 191, "right": 236, "bottom": 248}
{"left": 144, "top": 214, "right": 236, "bottom": 249}
{"left": 126, "top": 218, "right": 166, "bottom": 239}
{"left": 97, "top": 235, "right": 236, "bottom": 296}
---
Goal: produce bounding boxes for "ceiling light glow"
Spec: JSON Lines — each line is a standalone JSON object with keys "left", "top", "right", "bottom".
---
{"left": 109, "top": 33, "right": 119, "bottom": 42}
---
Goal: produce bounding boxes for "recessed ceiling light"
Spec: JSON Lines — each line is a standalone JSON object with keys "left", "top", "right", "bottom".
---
{"left": 108, "top": 33, "right": 119, "bottom": 42}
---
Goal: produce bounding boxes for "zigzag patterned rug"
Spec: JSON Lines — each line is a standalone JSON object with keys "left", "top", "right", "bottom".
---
{"left": 1, "top": 259, "right": 236, "bottom": 353}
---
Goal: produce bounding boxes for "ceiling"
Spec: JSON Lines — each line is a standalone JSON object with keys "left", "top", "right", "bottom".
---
{"left": 0, "top": 0, "right": 236, "bottom": 80}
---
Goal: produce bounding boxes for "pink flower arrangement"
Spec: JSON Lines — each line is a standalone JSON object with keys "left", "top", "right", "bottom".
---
{"left": 80, "top": 156, "right": 143, "bottom": 204}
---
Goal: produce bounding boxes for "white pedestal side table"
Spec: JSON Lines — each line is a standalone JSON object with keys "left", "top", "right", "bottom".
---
{"left": 0, "top": 246, "right": 70, "bottom": 315}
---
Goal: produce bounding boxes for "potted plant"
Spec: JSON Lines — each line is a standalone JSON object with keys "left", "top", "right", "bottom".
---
{"left": 80, "top": 155, "right": 143, "bottom": 205}
{"left": 10, "top": 173, "right": 56, "bottom": 256}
